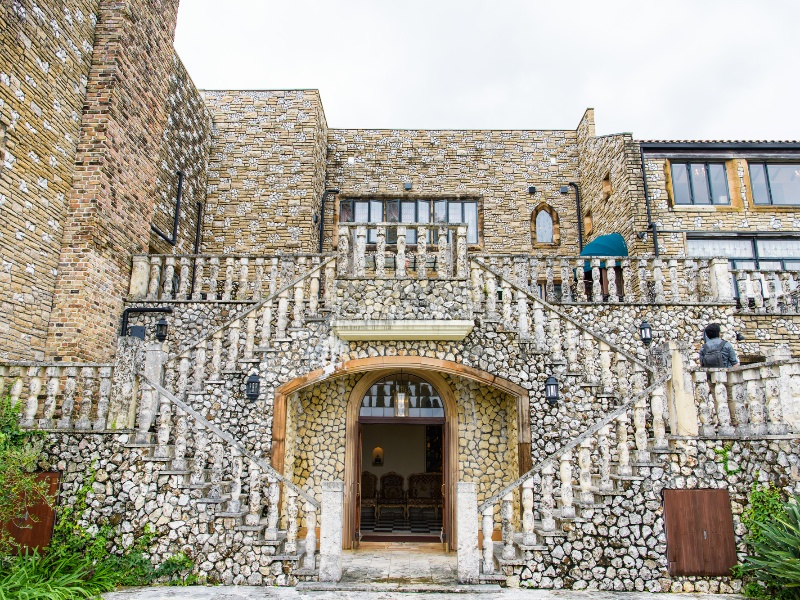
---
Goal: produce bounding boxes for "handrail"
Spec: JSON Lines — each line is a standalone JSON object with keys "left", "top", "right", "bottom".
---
{"left": 470, "top": 257, "right": 653, "bottom": 374}
{"left": 0, "top": 361, "right": 113, "bottom": 368}
{"left": 143, "top": 375, "right": 319, "bottom": 508}
{"left": 133, "top": 252, "right": 333, "bottom": 260}
{"left": 477, "top": 373, "right": 670, "bottom": 512}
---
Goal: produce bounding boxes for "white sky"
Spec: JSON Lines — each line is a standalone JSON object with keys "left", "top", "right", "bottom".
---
{"left": 175, "top": 1, "right": 800, "bottom": 140}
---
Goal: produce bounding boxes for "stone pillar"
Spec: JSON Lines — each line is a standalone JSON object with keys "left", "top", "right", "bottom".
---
{"left": 108, "top": 337, "right": 145, "bottom": 429}
{"left": 319, "top": 480, "right": 344, "bottom": 583}
{"left": 709, "top": 257, "right": 734, "bottom": 302}
{"left": 129, "top": 255, "right": 151, "bottom": 299}
{"left": 669, "top": 343, "right": 698, "bottom": 436}
{"left": 456, "top": 482, "right": 480, "bottom": 584}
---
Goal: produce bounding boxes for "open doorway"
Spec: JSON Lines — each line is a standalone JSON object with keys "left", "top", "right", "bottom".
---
{"left": 359, "top": 423, "right": 443, "bottom": 542}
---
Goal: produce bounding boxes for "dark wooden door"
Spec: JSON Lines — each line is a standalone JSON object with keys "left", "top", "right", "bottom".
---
{"left": 6, "top": 472, "right": 60, "bottom": 551}
{"left": 663, "top": 489, "right": 737, "bottom": 576}
{"left": 353, "top": 422, "right": 362, "bottom": 548}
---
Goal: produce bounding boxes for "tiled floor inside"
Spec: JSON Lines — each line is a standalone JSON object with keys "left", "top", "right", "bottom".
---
{"left": 340, "top": 541, "right": 457, "bottom": 584}
{"left": 360, "top": 507, "right": 442, "bottom": 536}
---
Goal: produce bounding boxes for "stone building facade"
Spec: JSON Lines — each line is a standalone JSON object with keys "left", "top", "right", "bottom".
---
{"left": 2, "top": 0, "right": 800, "bottom": 592}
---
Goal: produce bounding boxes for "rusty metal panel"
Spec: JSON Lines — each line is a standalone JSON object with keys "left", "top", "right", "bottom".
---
{"left": 6, "top": 472, "right": 60, "bottom": 552}
{"left": 664, "top": 488, "right": 737, "bottom": 576}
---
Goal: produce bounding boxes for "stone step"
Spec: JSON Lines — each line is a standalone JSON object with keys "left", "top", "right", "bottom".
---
{"left": 297, "top": 582, "right": 502, "bottom": 594}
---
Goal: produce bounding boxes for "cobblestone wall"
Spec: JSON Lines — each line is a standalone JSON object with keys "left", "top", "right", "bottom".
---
{"left": 334, "top": 278, "right": 471, "bottom": 321}
{"left": 0, "top": 0, "right": 99, "bottom": 360}
{"left": 202, "top": 90, "right": 328, "bottom": 255}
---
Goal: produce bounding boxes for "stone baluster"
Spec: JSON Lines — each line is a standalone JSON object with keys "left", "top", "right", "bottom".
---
{"left": 599, "top": 341, "right": 613, "bottom": 394}
{"left": 549, "top": 314, "right": 564, "bottom": 362}
{"left": 651, "top": 383, "right": 669, "bottom": 448}
{"left": 632, "top": 366, "right": 649, "bottom": 462}
{"left": 561, "top": 320, "right": 576, "bottom": 371}
{"left": 583, "top": 332, "right": 599, "bottom": 386}
{"left": 337, "top": 225, "right": 350, "bottom": 276}
{"left": 621, "top": 259, "right": 633, "bottom": 302}
{"left": 615, "top": 354, "right": 630, "bottom": 400}
{"left": 521, "top": 478, "right": 536, "bottom": 545}
{"left": 515, "top": 257, "right": 529, "bottom": 290}
{"left": 242, "top": 315, "right": 256, "bottom": 360}
{"left": 176, "top": 355, "right": 190, "bottom": 398}
{"left": 637, "top": 259, "right": 649, "bottom": 303}
{"left": 20, "top": 366, "right": 43, "bottom": 428}
{"left": 606, "top": 261, "right": 618, "bottom": 303}
{"left": 308, "top": 258, "right": 321, "bottom": 317}
{"left": 208, "top": 257, "right": 221, "bottom": 300}
{"left": 727, "top": 370, "right": 748, "bottom": 433}
{"left": 574, "top": 258, "right": 587, "bottom": 302}
{"left": 94, "top": 366, "right": 112, "bottom": 430}
{"left": 237, "top": 257, "right": 250, "bottom": 300}
{"left": 745, "top": 370, "right": 766, "bottom": 435}
{"left": 533, "top": 304, "right": 546, "bottom": 353}
{"left": 225, "top": 320, "right": 241, "bottom": 371}
{"left": 516, "top": 291, "right": 530, "bottom": 339}
{"left": 375, "top": 225, "right": 386, "bottom": 277}
{"left": 471, "top": 264, "right": 484, "bottom": 313}
{"left": 265, "top": 476, "right": 280, "bottom": 540}
{"left": 765, "top": 271, "right": 779, "bottom": 313}
{"left": 208, "top": 442, "right": 224, "bottom": 500}
{"left": 8, "top": 368, "right": 22, "bottom": 414}
{"left": 0, "top": 365, "right": 9, "bottom": 401}
{"left": 75, "top": 366, "right": 95, "bottom": 430}
{"left": 161, "top": 257, "right": 176, "bottom": 300}
{"left": 172, "top": 406, "right": 188, "bottom": 470}
{"left": 355, "top": 225, "right": 367, "bottom": 277}
{"left": 685, "top": 260, "right": 698, "bottom": 302}
{"left": 710, "top": 371, "right": 734, "bottom": 436}
{"left": 502, "top": 256, "right": 512, "bottom": 282}
{"left": 481, "top": 503, "right": 494, "bottom": 574}
{"left": 559, "top": 450, "right": 575, "bottom": 518}
{"left": 260, "top": 298, "right": 274, "bottom": 347}
{"left": 210, "top": 331, "right": 223, "bottom": 380}
{"left": 57, "top": 366, "right": 78, "bottom": 429}
{"left": 396, "top": 226, "right": 407, "bottom": 278}
{"left": 304, "top": 500, "right": 318, "bottom": 569}
{"left": 222, "top": 257, "right": 235, "bottom": 300}
{"left": 694, "top": 371, "right": 715, "bottom": 436}
{"left": 41, "top": 365, "right": 60, "bottom": 428}
{"left": 229, "top": 447, "right": 243, "bottom": 513}
{"left": 245, "top": 461, "right": 262, "bottom": 526}
{"left": 190, "top": 425, "right": 208, "bottom": 485}
{"left": 456, "top": 226, "right": 468, "bottom": 279}
{"left": 286, "top": 488, "right": 299, "bottom": 554}
{"left": 530, "top": 258, "right": 541, "bottom": 299}
{"left": 780, "top": 271, "right": 794, "bottom": 311}
{"left": 616, "top": 414, "right": 632, "bottom": 476}
{"left": 698, "top": 260, "right": 711, "bottom": 302}
{"left": 545, "top": 257, "right": 556, "bottom": 302}
{"left": 438, "top": 225, "right": 449, "bottom": 278}
{"left": 253, "top": 257, "right": 265, "bottom": 300}
{"left": 540, "top": 464, "right": 556, "bottom": 531}
{"left": 652, "top": 258, "right": 665, "bottom": 303}
{"left": 591, "top": 258, "right": 602, "bottom": 303}
{"left": 500, "top": 493, "right": 515, "bottom": 560}
{"left": 668, "top": 259, "right": 680, "bottom": 303}
{"left": 763, "top": 367, "right": 786, "bottom": 434}
{"left": 153, "top": 392, "right": 172, "bottom": 458}
{"left": 292, "top": 257, "right": 306, "bottom": 328}
{"left": 177, "top": 257, "right": 191, "bottom": 299}
{"left": 560, "top": 259, "right": 573, "bottom": 302}
{"left": 417, "top": 226, "right": 428, "bottom": 278}
{"left": 502, "top": 279, "right": 513, "bottom": 327}
{"left": 752, "top": 274, "right": 765, "bottom": 312}
{"left": 193, "top": 342, "right": 207, "bottom": 392}
{"left": 579, "top": 439, "right": 594, "bottom": 504}
{"left": 277, "top": 290, "right": 290, "bottom": 339}
{"left": 192, "top": 257, "right": 205, "bottom": 300}
{"left": 485, "top": 270, "right": 498, "bottom": 319}
{"left": 147, "top": 256, "right": 163, "bottom": 299}
{"left": 324, "top": 260, "right": 336, "bottom": 310}
{"left": 597, "top": 425, "right": 613, "bottom": 492}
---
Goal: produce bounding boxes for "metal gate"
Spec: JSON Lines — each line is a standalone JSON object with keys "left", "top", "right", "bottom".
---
{"left": 6, "top": 472, "right": 60, "bottom": 551}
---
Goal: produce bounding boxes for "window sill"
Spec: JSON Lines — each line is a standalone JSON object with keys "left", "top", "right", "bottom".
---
{"left": 748, "top": 204, "right": 800, "bottom": 213}
{"left": 669, "top": 204, "right": 741, "bottom": 212}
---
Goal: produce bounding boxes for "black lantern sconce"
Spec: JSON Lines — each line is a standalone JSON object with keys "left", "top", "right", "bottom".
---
{"left": 544, "top": 376, "right": 559, "bottom": 407}
{"left": 639, "top": 321, "right": 653, "bottom": 347}
{"left": 245, "top": 373, "right": 261, "bottom": 403}
{"left": 155, "top": 317, "right": 169, "bottom": 342}
{"left": 736, "top": 332, "right": 745, "bottom": 342}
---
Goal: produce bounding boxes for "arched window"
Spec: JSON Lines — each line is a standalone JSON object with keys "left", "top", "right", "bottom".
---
{"left": 531, "top": 204, "right": 560, "bottom": 246}
{"left": 359, "top": 374, "right": 444, "bottom": 418}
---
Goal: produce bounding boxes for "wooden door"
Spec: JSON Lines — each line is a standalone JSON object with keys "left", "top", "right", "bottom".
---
{"left": 663, "top": 489, "right": 737, "bottom": 576}
{"left": 353, "top": 422, "right": 362, "bottom": 548}
{"left": 6, "top": 472, "right": 60, "bottom": 551}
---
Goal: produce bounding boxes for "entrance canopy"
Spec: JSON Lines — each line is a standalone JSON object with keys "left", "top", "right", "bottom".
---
{"left": 580, "top": 232, "right": 628, "bottom": 257}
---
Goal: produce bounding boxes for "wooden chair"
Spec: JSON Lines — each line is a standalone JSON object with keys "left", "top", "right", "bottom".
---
{"left": 377, "top": 471, "right": 407, "bottom": 520}
{"left": 407, "top": 472, "right": 443, "bottom": 517}
{"left": 361, "top": 471, "right": 378, "bottom": 518}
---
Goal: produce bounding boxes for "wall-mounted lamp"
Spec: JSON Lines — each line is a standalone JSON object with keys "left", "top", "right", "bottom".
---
{"left": 394, "top": 374, "right": 409, "bottom": 417}
{"left": 544, "top": 376, "right": 559, "bottom": 407}
{"left": 528, "top": 186, "right": 536, "bottom": 195}
{"left": 736, "top": 332, "right": 745, "bottom": 342}
{"left": 372, "top": 447, "right": 384, "bottom": 467}
{"left": 639, "top": 321, "right": 653, "bottom": 347}
{"left": 245, "top": 373, "right": 261, "bottom": 403}
{"left": 404, "top": 182, "right": 413, "bottom": 192}
{"left": 636, "top": 231, "right": 648, "bottom": 241}
{"left": 155, "top": 317, "right": 169, "bottom": 342}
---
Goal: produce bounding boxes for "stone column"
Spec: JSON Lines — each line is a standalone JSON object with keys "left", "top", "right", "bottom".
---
{"left": 709, "top": 257, "right": 734, "bottom": 302}
{"left": 129, "top": 255, "right": 150, "bottom": 299}
{"left": 319, "top": 480, "right": 344, "bottom": 583}
{"left": 456, "top": 482, "right": 480, "bottom": 584}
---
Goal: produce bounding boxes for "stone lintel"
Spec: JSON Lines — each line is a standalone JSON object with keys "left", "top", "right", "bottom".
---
{"left": 331, "top": 319, "right": 474, "bottom": 341}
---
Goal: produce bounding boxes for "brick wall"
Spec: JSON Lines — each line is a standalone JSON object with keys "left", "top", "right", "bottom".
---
{"left": 0, "top": 0, "right": 99, "bottom": 360}
{"left": 45, "top": 0, "right": 182, "bottom": 362}
{"left": 201, "top": 90, "right": 328, "bottom": 254}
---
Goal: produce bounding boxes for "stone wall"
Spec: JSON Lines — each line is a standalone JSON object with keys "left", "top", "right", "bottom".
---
{"left": 0, "top": 0, "right": 99, "bottom": 360}
{"left": 324, "top": 127, "right": 582, "bottom": 255}
{"left": 201, "top": 90, "right": 328, "bottom": 255}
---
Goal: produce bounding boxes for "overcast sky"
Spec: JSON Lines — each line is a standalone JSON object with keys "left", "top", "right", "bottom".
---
{"left": 174, "top": 1, "right": 800, "bottom": 140}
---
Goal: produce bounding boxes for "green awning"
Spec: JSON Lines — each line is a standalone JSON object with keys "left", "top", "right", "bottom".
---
{"left": 580, "top": 233, "right": 628, "bottom": 271}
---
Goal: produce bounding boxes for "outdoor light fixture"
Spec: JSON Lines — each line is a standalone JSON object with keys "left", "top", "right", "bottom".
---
{"left": 639, "top": 321, "right": 653, "bottom": 347}
{"left": 528, "top": 186, "right": 536, "bottom": 194}
{"left": 544, "top": 376, "right": 559, "bottom": 407}
{"left": 155, "top": 317, "right": 169, "bottom": 342}
{"left": 394, "top": 373, "right": 408, "bottom": 417}
{"left": 404, "top": 182, "right": 413, "bottom": 191}
{"left": 245, "top": 373, "right": 261, "bottom": 403}
{"left": 560, "top": 185, "right": 570, "bottom": 194}
{"left": 736, "top": 332, "right": 746, "bottom": 341}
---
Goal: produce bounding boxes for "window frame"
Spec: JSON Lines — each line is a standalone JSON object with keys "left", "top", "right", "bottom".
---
{"left": 670, "top": 161, "right": 730, "bottom": 206}
{"left": 748, "top": 162, "right": 800, "bottom": 206}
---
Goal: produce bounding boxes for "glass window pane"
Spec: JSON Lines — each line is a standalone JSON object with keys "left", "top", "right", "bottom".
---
{"left": 401, "top": 201, "right": 416, "bottom": 223}
{"left": 369, "top": 200, "right": 383, "bottom": 222}
{"left": 535, "top": 210, "right": 554, "bottom": 244}
{"left": 355, "top": 201, "right": 369, "bottom": 222}
{"left": 671, "top": 163, "right": 692, "bottom": 204}
{"left": 733, "top": 260, "right": 757, "bottom": 270}
{"left": 766, "top": 164, "right": 800, "bottom": 205}
{"left": 434, "top": 200, "right": 447, "bottom": 223}
{"left": 464, "top": 202, "right": 478, "bottom": 243}
{"left": 386, "top": 200, "right": 400, "bottom": 222}
{"left": 448, "top": 201, "right": 462, "bottom": 223}
{"left": 756, "top": 239, "right": 800, "bottom": 258}
{"left": 340, "top": 201, "right": 353, "bottom": 222}
{"left": 690, "top": 163, "right": 711, "bottom": 204}
{"left": 417, "top": 200, "right": 430, "bottom": 223}
{"left": 759, "top": 261, "right": 782, "bottom": 271}
{"left": 708, "top": 164, "right": 729, "bottom": 204}
{"left": 686, "top": 238, "right": 754, "bottom": 258}
{"left": 749, "top": 163, "right": 770, "bottom": 204}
